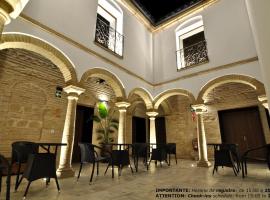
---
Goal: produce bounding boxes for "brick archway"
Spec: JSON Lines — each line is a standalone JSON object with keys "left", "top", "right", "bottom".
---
{"left": 80, "top": 68, "right": 126, "bottom": 99}
{"left": 197, "top": 74, "right": 265, "bottom": 104}
{"left": 0, "top": 32, "right": 78, "bottom": 85}
{"left": 128, "top": 87, "right": 153, "bottom": 110}
{"left": 153, "top": 88, "right": 195, "bottom": 110}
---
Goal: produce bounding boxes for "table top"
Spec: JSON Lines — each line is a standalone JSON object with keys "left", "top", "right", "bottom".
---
{"left": 35, "top": 142, "right": 67, "bottom": 146}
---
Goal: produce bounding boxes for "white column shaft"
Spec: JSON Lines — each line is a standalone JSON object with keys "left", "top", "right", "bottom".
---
{"left": 57, "top": 95, "right": 78, "bottom": 177}
{"left": 117, "top": 110, "right": 126, "bottom": 144}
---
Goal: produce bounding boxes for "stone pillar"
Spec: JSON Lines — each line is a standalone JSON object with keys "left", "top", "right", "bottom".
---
{"left": 115, "top": 101, "right": 130, "bottom": 144}
{"left": 0, "top": 1, "right": 30, "bottom": 39}
{"left": 192, "top": 104, "right": 211, "bottom": 167}
{"left": 0, "top": 2, "right": 12, "bottom": 39}
{"left": 146, "top": 111, "right": 158, "bottom": 148}
{"left": 57, "top": 85, "right": 85, "bottom": 178}
{"left": 258, "top": 95, "right": 269, "bottom": 110}
{"left": 245, "top": 0, "right": 270, "bottom": 110}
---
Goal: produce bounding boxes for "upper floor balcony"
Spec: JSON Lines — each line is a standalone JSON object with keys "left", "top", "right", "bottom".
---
{"left": 176, "top": 40, "right": 209, "bottom": 70}
{"left": 95, "top": 17, "right": 124, "bottom": 57}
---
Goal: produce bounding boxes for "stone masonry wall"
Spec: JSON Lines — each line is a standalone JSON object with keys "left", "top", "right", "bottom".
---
{"left": 0, "top": 49, "right": 67, "bottom": 157}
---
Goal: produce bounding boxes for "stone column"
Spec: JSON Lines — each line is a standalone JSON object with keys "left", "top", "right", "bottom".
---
{"left": 258, "top": 95, "right": 269, "bottom": 110}
{"left": 115, "top": 101, "right": 130, "bottom": 144}
{"left": 245, "top": 0, "right": 270, "bottom": 110}
{"left": 0, "top": 1, "right": 30, "bottom": 39}
{"left": 146, "top": 111, "right": 158, "bottom": 148}
{"left": 0, "top": 2, "right": 11, "bottom": 39}
{"left": 57, "top": 85, "right": 85, "bottom": 178}
{"left": 192, "top": 104, "right": 211, "bottom": 167}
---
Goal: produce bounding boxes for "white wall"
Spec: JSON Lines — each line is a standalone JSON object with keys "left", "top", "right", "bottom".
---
{"left": 245, "top": 0, "right": 270, "bottom": 109}
{"left": 153, "top": 61, "right": 263, "bottom": 99}
{"left": 153, "top": 0, "right": 259, "bottom": 86}
{"left": 3, "top": 0, "right": 266, "bottom": 100}
{"left": 19, "top": 0, "right": 154, "bottom": 83}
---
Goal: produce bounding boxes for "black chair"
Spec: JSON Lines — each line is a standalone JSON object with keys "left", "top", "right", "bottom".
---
{"left": 241, "top": 144, "right": 270, "bottom": 178}
{"left": 105, "top": 148, "right": 133, "bottom": 176}
{"left": 11, "top": 141, "right": 39, "bottom": 191}
{"left": 149, "top": 144, "right": 169, "bottom": 167}
{"left": 77, "top": 143, "right": 110, "bottom": 182}
{"left": 225, "top": 144, "right": 241, "bottom": 173}
{"left": 0, "top": 154, "right": 11, "bottom": 200}
{"left": 165, "top": 143, "right": 177, "bottom": 165}
{"left": 17, "top": 153, "right": 60, "bottom": 199}
{"left": 132, "top": 143, "right": 149, "bottom": 172}
{"left": 212, "top": 144, "right": 238, "bottom": 176}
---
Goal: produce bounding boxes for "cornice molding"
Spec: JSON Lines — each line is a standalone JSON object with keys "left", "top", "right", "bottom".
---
{"left": 117, "top": 0, "right": 219, "bottom": 33}
{"left": 17, "top": 14, "right": 258, "bottom": 88}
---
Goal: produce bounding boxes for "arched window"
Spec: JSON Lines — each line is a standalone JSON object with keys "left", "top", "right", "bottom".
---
{"left": 95, "top": 0, "right": 124, "bottom": 57}
{"left": 175, "top": 16, "right": 209, "bottom": 70}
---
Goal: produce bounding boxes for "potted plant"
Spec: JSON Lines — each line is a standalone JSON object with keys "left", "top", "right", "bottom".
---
{"left": 92, "top": 101, "right": 119, "bottom": 155}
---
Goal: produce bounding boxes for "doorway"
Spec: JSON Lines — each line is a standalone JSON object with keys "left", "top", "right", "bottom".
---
{"left": 155, "top": 117, "right": 167, "bottom": 144}
{"left": 218, "top": 106, "right": 266, "bottom": 159}
{"left": 72, "top": 105, "right": 94, "bottom": 163}
{"left": 132, "top": 116, "right": 147, "bottom": 143}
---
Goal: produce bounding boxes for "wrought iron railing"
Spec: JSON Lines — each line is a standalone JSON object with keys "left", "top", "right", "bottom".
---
{"left": 176, "top": 40, "right": 209, "bottom": 69}
{"left": 95, "top": 17, "right": 124, "bottom": 57}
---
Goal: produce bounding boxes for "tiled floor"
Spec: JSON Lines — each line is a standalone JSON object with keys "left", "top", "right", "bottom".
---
{"left": 1, "top": 160, "right": 270, "bottom": 200}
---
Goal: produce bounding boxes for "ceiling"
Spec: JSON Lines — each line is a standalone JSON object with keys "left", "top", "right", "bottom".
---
{"left": 130, "top": 0, "right": 205, "bottom": 26}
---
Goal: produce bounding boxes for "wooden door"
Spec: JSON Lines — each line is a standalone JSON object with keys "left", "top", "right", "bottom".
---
{"left": 72, "top": 105, "right": 94, "bottom": 163}
{"left": 132, "top": 117, "right": 146, "bottom": 143}
{"left": 218, "top": 106, "right": 266, "bottom": 159}
{"left": 155, "top": 117, "right": 167, "bottom": 144}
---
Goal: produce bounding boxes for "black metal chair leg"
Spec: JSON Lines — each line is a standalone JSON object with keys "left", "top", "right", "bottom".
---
{"left": 15, "top": 163, "right": 21, "bottom": 191}
{"left": 89, "top": 162, "right": 95, "bottom": 183}
{"left": 55, "top": 178, "right": 60, "bottom": 192}
{"left": 6, "top": 167, "right": 11, "bottom": 200}
{"left": 112, "top": 164, "right": 114, "bottom": 178}
{"left": 241, "top": 161, "right": 245, "bottom": 178}
{"left": 168, "top": 154, "right": 171, "bottom": 166}
{"left": 175, "top": 154, "right": 177, "bottom": 164}
{"left": 104, "top": 163, "right": 110, "bottom": 175}
{"left": 0, "top": 172, "right": 2, "bottom": 193}
{"left": 77, "top": 163, "right": 83, "bottom": 180}
{"left": 244, "top": 161, "right": 247, "bottom": 175}
{"left": 232, "top": 165, "right": 238, "bottom": 176}
{"left": 130, "top": 164, "right": 134, "bottom": 173}
{"left": 23, "top": 181, "right": 32, "bottom": 199}
{"left": 97, "top": 161, "right": 99, "bottom": 175}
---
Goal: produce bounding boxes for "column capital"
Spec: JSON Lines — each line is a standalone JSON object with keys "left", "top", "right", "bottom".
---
{"left": 191, "top": 104, "right": 207, "bottom": 114}
{"left": 258, "top": 94, "right": 268, "bottom": 109}
{"left": 146, "top": 110, "right": 158, "bottom": 118}
{"left": 64, "top": 85, "right": 85, "bottom": 97}
{"left": 115, "top": 101, "right": 130, "bottom": 111}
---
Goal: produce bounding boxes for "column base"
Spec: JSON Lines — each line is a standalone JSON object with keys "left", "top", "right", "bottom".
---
{"left": 56, "top": 167, "right": 75, "bottom": 178}
{"left": 197, "top": 160, "right": 212, "bottom": 167}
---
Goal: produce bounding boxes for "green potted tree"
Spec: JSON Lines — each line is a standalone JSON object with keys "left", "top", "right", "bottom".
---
{"left": 92, "top": 101, "right": 118, "bottom": 155}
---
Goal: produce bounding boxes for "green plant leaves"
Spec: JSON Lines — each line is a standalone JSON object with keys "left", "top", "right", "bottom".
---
{"left": 98, "top": 102, "right": 108, "bottom": 118}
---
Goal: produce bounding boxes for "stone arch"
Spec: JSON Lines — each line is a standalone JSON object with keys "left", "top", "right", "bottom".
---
{"left": 197, "top": 74, "right": 266, "bottom": 104}
{"left": 154, "top": 88, "right": 196, "bottom": 110}
{"left": 128, "top": 87, "right": 153, "bottom": 110}
{"left": 80, "top": 68, "right": 126, "bottom": 99}
{"left": 159, "top": 100, "right": 172, "bottom": 115}
{"left": 0, "top": 32, "right": 78, "bottom": 84}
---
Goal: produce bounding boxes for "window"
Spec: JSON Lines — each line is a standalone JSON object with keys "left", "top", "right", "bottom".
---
{"left": 175, "top": 16, "right": 209, "bottom": 70}
{"left": 95, "top": 0, "right": 124, "bottom": 57}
